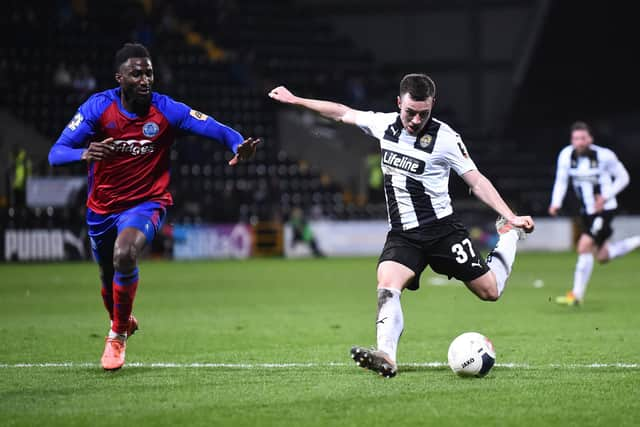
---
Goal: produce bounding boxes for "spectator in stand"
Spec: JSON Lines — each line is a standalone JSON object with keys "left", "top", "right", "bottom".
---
{"left": 71, "top": 64, "right": 97, "bottom": 100}
{"left": 346, "top": 76, "right": 368, "bottom": 109}
{"left": 290, "top": 207, "right": 325, "bottom": 257}
{"left": 53, "top": 61, "right": 72, "bottom": 89}
{"left": 10, "top": 144, "right": 32, "bottom": 208}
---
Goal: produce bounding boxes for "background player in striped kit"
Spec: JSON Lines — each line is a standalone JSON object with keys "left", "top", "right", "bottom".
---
{"left": 549, "top": 121, "right": 640, "bottom": 306}
{"left": 49, "top": 43, "right": 261, "bottom": 370}
{"left": 269, "top": 74, "right": 534, "bottom": 378}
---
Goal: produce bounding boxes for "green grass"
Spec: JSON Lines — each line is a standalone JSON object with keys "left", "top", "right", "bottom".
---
{"left": 1, "top": 253, "right": 639, "bottom": 426}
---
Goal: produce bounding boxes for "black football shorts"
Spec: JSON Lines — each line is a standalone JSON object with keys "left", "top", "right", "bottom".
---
{"left": 378, "top": 223, "right": 490, "bottom": 291}
{"left": 580, "top": 209, "right": 615, "bottom": 246}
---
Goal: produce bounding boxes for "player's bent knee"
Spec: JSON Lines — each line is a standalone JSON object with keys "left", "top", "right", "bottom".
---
{"left": 479, "top": 286, "right": 499, "bottom": 302}
{"left": 113, "top": 243, "right": 138, "bottom": 272}
{"left": 468, "top": 273, "right": 499, "bottom": 301}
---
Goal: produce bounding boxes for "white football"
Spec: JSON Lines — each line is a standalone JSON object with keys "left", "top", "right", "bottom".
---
{"left": 447, "top": 332, "right": 496, "bottom": 377}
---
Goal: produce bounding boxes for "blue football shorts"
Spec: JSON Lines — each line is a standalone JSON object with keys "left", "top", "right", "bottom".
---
{"left": 87, "top": 201, "right": 166, "bottom": 265}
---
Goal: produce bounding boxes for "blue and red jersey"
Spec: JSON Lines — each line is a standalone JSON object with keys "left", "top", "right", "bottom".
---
{"left": 49, "top": 88, "right": 244, "bottom": 214}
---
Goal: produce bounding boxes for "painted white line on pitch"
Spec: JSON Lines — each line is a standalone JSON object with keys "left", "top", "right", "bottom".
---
{"left": 550, "top": 363, "right": 640, "bottom": 369}
{"left": 0, "top": 362, "right": 638, "bottom": 369}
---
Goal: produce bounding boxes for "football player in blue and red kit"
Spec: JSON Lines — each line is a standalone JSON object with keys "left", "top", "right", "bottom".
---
{"left": 48, "top": 43, "right": 260, "bottom": 370}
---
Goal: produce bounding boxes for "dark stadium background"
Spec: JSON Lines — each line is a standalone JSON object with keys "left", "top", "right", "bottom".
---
{"left": 2, "top": 3, "right": 640, "bottom": 426}
{"left": 2, "top": 0, "right": 639, "bottom": 261}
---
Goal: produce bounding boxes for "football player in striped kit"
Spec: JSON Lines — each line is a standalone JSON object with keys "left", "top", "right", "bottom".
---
{"left": 549, "top": 121, "right": 640, "bottom": 306}
{"left": 269, "top": 74, "right": 534, "bottom": 377}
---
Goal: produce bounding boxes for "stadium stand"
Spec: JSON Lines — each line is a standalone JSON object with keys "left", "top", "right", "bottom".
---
{"left": 2, "top": 0, "right": 637, "bottom": 235}
{"left": 2, "top": 0, "right": 380, "bottom": 227}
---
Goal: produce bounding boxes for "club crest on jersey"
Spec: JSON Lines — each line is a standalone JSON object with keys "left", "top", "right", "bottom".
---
{"left": 189, "top": 109, "right": 208, "bottom": 121}
{"left": 419, "top": 134, "right": 432, "bottom": 148}
{"left": 142, "top": 122, "right": 160, "bottom": 137}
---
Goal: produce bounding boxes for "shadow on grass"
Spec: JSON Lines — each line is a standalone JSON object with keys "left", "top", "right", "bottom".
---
{"left": 399, "top": 365, "right": 450, "bottom": 373}
{"left": 97, "top": 367, "right": 157, "bottom": 378}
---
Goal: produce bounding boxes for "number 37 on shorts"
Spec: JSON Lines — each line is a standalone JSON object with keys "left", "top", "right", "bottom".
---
{"left": 451, "top": 238, "right": 476, "bottom": 264}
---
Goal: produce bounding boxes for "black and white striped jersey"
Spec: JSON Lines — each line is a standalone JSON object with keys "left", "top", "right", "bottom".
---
{"left": 550, "top": 144, "right": 630, "bottom": 215}
{"left": 356, "top": 111, "right": 476, "bottom": 231}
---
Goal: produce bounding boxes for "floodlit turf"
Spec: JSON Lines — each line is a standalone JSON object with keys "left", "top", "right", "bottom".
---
{"left": 1, "top": 252, "right": 639, "bottom": 426}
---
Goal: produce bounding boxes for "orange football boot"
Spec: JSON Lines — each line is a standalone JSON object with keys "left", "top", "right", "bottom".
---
{"left": 101, "top": 336, "right": 126, "bottom": 371}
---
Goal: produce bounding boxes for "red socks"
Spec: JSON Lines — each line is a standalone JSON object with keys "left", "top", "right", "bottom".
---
{"left": 101, "top": 285, "right": 114, "bottom": 321}
{"left": 111, "top": 268, "right": 139, "bottom": 334}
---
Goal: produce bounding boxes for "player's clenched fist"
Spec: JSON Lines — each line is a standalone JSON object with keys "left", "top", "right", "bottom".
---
{"left": 510, "top": 215, "right": 535, "bottom": 233}
{"left": 268, "top": 86, "right": 298, "bottom": 104}
{"left": 81, "top": 137, "right": 116, "bottom": 162}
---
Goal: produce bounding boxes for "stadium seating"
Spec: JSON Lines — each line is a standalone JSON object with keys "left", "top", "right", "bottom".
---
{"left": 2, "top": 0, "right": 384, "bottom": 225}
{"left": 5, "top": 0, "right": 635, "bottom": 230}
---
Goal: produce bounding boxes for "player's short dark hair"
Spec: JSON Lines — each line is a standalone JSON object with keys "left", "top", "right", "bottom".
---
{"left": 114, "top": 43, "right": 151, "bottom": 71}
{"left": 570, "top": 121, "right": 592, "bottom": 135}
{"left": 399, "top": 73, "right": 436, "bottom": 101}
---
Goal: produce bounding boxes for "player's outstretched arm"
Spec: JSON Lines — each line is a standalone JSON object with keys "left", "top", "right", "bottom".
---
{"left": 462, "top": 169, "right": 535, "bottom": 230}
{"left": 268, "top": 86, "right": 361, "bottom": 125}
{"left": 175, "top": 106, "right": 261, "bottom": 166}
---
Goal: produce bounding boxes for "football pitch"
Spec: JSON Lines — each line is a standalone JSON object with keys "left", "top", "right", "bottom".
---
{"left": 1, "top": 253, "right": 639, "bottom": 426}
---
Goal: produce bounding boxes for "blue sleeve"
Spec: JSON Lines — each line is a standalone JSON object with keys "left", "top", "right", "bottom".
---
{"left": 48, "top": 93, "right": 111, "bottom": 166}
{"left": 155, "top": 94, "right": 244, "bottom": 154}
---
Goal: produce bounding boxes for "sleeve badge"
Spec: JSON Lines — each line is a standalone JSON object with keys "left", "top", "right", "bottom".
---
{"left": 189, "top": 110, "right": 209, "bottom": 121}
